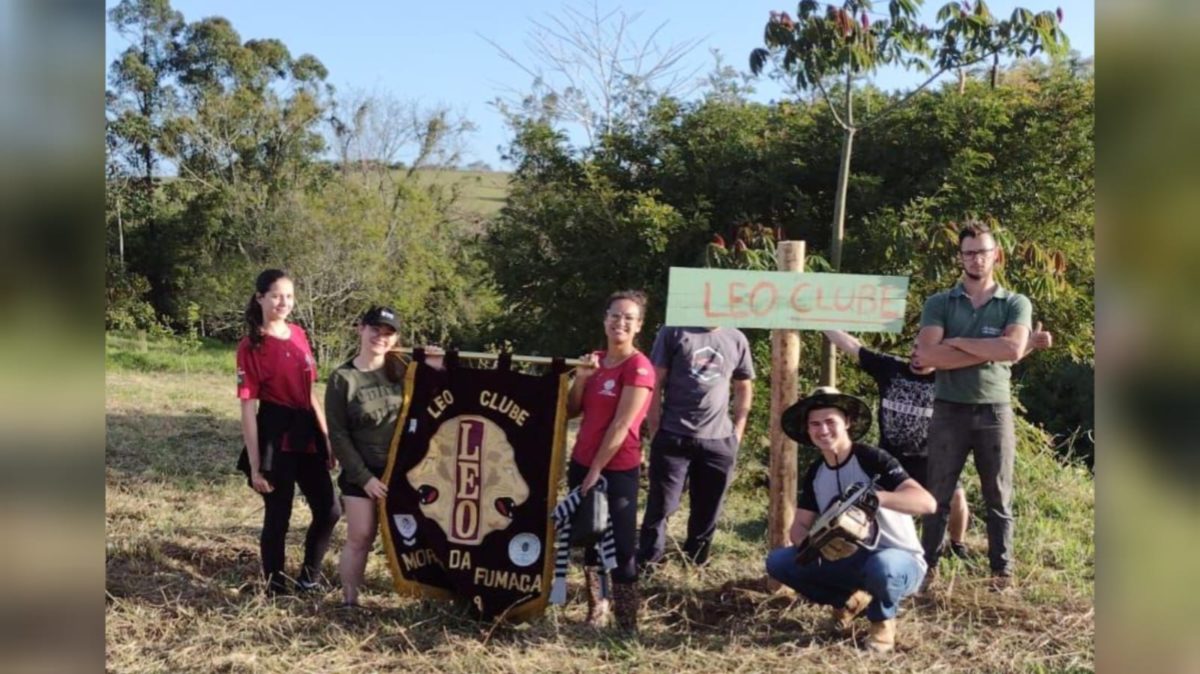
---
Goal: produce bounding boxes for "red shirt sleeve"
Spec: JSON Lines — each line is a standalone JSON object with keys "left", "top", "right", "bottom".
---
{"left": 622, "top": 353, "right": 656, "bottom": 390}
{"left": 236, "top": 338, "right": 260, "bottom": 400}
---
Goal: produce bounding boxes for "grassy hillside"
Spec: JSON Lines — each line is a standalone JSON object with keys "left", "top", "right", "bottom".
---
{"left": 105, "top": 335, "right": 1093, "bottom": 673}
{"left": 411, "top": 169, "right": 509, "bottom": 220}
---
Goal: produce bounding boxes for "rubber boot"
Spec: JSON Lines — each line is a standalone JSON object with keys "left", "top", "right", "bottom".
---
{"left": 584, "top": 567, "right": 611, "bottom": 627}
{"left": 612, "top": 582, "right": 640, "bottom": 633}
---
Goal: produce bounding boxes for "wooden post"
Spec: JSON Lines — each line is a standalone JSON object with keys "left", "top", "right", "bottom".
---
{"left": 767, "top": 240, "right": 804, "bottom": 589}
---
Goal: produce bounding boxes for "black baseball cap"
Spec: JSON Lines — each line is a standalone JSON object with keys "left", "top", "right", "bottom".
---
{"left": 360, "top": 305, "right": 401, "bottom": 331}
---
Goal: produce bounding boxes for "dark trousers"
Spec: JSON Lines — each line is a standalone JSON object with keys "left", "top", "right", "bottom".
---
{"left": 921, "top": 401, "right": 1016, "bottom": 574}
{"left": 260, "top": 451, "right": 341, "bottom": 590}
{"left": 568, "top": 460, "right": 639, "bottom": 584}
{"left": 637, "top": 430, "right": 739, "bottom": 567}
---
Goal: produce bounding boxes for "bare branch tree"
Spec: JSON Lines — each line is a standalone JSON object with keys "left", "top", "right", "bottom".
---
{"left": 483, "top": 0, "right": 706, "bottom": 146}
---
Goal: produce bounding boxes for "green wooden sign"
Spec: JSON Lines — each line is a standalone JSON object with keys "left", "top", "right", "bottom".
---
{"left": 664, "top": 267, "right": 909, "bottom": 332}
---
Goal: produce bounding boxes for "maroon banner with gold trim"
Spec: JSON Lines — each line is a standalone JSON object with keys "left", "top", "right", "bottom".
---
{"left": 378, "top": 353, "right": 568, "bottom": 620}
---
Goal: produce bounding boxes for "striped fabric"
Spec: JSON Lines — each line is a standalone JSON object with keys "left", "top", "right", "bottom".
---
{"left": 549, "top": 478, "right": 617, "bottom": 605}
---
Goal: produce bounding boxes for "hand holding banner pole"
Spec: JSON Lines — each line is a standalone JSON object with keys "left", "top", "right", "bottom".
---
{"left": 394, "top": 348, "right": 588, "bottom": 367}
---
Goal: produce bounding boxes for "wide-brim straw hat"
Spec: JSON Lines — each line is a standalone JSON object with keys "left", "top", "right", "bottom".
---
{"left": 780, "top": 385, "right": 872, "bottom": 445}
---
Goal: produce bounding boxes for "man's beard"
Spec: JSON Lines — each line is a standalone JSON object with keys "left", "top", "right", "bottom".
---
{"left": 964, "top": 269, "right": 984, "bottom": 281}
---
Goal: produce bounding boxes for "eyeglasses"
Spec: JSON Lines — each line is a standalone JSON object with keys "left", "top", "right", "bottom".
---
{"left": 604, "top": 311, "right": 641, "bottom": 323}
{"left": 960, "top": 247, "right": 996, "bottom": 260}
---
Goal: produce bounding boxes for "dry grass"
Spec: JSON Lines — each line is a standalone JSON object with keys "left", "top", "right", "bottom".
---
{"left": 106, "top": 363, "right": 1093, "bottom": 673}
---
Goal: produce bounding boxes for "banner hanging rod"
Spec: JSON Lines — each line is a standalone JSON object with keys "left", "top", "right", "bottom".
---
{"left": 396, "top": 347, "right": 586, "bottom": 367}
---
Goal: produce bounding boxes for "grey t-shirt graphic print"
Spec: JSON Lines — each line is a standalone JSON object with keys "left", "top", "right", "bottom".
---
{"left": 650, "top": 327, "right": 755, "bottom": 439}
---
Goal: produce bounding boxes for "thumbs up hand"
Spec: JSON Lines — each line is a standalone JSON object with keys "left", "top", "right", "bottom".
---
{"left": 1031, "top": 321, "right": 1053, "bottom": 350}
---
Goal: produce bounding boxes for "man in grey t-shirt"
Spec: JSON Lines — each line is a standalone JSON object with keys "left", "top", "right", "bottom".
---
{"left": 637, "top": 326, "right": 754, "bottom": 567}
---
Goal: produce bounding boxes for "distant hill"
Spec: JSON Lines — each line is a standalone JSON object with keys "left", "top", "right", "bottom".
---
{"left": 411, "top": 168, "right": 510, "bottom": 223}
{"left": 117, "top": 167, "right": 511, "bottom": 226}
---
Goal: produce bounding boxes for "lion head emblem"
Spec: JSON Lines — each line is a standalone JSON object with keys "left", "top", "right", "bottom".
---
{"left": 406, "top": 414, "right": 529, "bottom": 545}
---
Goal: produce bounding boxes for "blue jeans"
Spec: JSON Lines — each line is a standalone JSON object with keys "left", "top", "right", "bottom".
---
{"left": 765, "top": 546, "right": 925, "bottom": 622}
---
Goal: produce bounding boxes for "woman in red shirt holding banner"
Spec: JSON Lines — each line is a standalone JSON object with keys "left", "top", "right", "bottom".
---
{"left": 567, "top": 290, "right": 656, "bottom": 632}
{"left": 235, "top": 269, "right": 341, "bottom": 596}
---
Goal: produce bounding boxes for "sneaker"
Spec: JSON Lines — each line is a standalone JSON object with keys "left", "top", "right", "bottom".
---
{"left": 296, "top": 578, "right": 325, "bottom": 593}
{"left": 947, "top": 541, "right": 971, "bottom": 560}
{"left": 865, "top": 619, "right": 896, "bottom": 653}
{"left": 296, "top": 565, "right": 330, "bottom": 593}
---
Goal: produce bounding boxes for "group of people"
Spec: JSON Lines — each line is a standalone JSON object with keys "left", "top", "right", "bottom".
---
{"left": 562, "top": 289, "right": 756, "bottom": 631}
{"left": 233, "top": 220, "right": 1048, "bottom": 653}
{"left": 763, "top": 221, "right": 1051, "bottom": 651}
{"left": 236, "top": 269, "right": 416, "bottom": 605}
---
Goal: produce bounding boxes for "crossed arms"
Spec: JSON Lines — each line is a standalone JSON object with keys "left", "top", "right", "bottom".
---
{"left": 914, "top": 323, "right": 1032, "bottom": 371}
{"left": 823, "top": 325, "right": 1050, "bottom": 371}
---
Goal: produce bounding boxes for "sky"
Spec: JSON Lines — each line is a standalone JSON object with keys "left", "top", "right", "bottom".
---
{"left": 105, "top": 0, "right": 1095, "bottom": 170}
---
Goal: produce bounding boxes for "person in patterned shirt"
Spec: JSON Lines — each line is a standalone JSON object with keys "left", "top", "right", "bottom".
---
{"left": 823, "top": 328, "right": 1051, "bottom": 560}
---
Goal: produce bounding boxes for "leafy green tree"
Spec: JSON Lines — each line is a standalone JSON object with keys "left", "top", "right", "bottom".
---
{"left": 749, "top": 0, "right": 1069, "bottom": 384}
{"left": 106, "top": 0, "right": 184, "bottom": 188}
{"left": 154, "top": 16, "right": 332, "bottom": 328}
{"left": 485, "top": 120, "right": 689, "bottom": 356}
{"left": 106, "top": 0, "right": 186, "bottom": 315}
{"left": 488, "top": 60, "right": 1092, "bottom": 458}
{"left": 105, "top": 3, "right": 496, "bottom": 363}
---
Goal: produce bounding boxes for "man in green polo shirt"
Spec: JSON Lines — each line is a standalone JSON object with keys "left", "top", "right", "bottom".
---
{"left": 913, "top": 221, "right": 1034, "bottom": 592}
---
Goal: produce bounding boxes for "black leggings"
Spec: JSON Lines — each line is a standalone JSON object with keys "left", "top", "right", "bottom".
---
{"left": 259, "top": 451, "right": 341, "bottom": 590}
{"left": 568, "top": 460, "right": 639, "bottom": 584}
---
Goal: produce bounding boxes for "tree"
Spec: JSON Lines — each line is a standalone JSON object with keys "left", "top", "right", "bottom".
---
{"left": 105, "top": 2, "right": 497, "bottom": 354}
{"left": 106, "top": 0, "right": 184, "bottom": 188}
{"left": 317, "top": 90, "right": 497, "bottom": 356}
{"left": 749, "top": 0, "right": 1069, "bottom": 384}
{"left": 106, "top": 0, "right": 186, "bottom": 317}
{"left": 152, "top": 16, "right": 333, "bottom": 327}
{"left": 485, "top": 0, "right": 704, "bottom": 148}
{"left": 487, "top": 61, "right": 1092, "bottom": 458}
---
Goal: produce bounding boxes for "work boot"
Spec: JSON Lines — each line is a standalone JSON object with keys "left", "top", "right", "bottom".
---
{"left": 583, "top": 567, "right": 610, "bottom": 627}
{"left": 865, "top": 619, "right": 896, "bottom": 653}
{"left": 989, "top": 572, "right": 1013, "bottom": 593}
{"left": 611, "top": 582, "right": 640, "bottom": 633}
{"left": 826, "top": 589, "right": 873, "bottom": 634}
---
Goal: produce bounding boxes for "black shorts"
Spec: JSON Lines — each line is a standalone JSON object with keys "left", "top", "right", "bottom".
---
{"left": 338, "top": 465, "right": 385, "bottom": 499}
{"left": 897, "top": 454, "right": 963, "bottom": 492}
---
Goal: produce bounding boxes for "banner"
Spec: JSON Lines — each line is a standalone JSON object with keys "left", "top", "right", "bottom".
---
{"left": 379, "top": 353, "right": 569, "bottom": 620}
{"left": 665, "top": 266, "right": 910, "bottom": 332}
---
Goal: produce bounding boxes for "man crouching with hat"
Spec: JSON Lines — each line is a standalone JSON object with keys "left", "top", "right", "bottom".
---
{"left": 765, "top": 386, "right": 936, "bottom": 653}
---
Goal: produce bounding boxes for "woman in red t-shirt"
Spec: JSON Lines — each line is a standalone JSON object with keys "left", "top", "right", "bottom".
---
{"left": 236, "top": 269, "right": 341, "bottom": 596}
{"left": 566, "top": 289, "right": 656, "bottom": 631}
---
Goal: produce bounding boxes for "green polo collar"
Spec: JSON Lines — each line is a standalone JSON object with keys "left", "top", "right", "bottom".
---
{"left": 949, "top": 281, "right": 1012, "bottom": 300}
